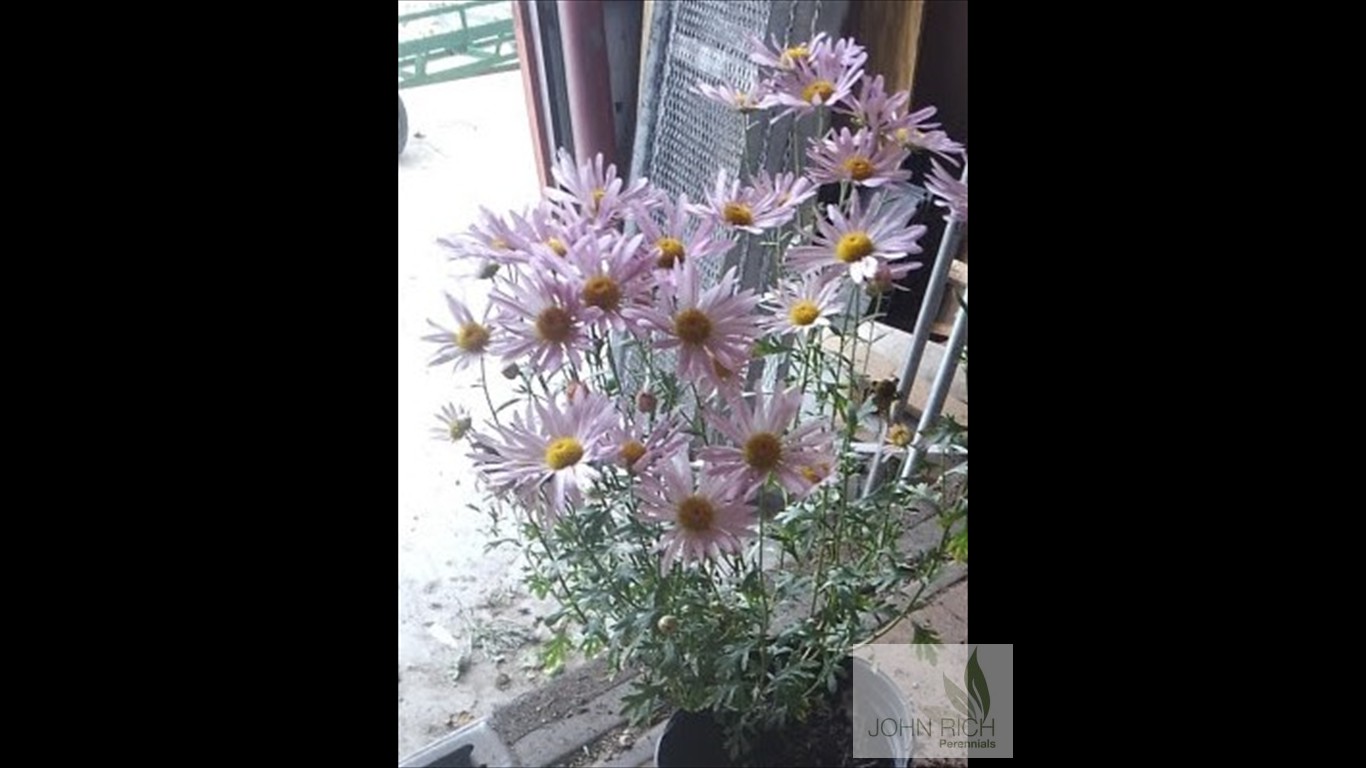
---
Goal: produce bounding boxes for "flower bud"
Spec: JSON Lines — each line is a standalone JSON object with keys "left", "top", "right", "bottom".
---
{"left": 565, "top": 380, "right": 589, "bottom": 402}
{"left": 888, "top": 423, "right": 913, "bottom": 448}
{"left": 657, "top": 615, "right": 679, "bottom": 635}
{"left": 449, "top": 416, "right": 473, "bottom": 441}
{"left": 636, "top": 390, "right": 658, "bottom": 414}
{"left": 478, "top": 261, "right": 501, "bottom": 280}
{"left": 501, "top": 363, "right": 521, "bottom": 380}
{"left": 865, "top": 262, "right": 896, "bottom": 297}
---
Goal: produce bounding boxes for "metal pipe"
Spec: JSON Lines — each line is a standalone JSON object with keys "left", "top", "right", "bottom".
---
{"left": 901, "top": 288, "right": 967, "bottom": 479}
{"left": 557, "top": 0, "right": 617, "bottom": 165}
{"left": 861, "top": 162, "right": 967, "bottom": 495}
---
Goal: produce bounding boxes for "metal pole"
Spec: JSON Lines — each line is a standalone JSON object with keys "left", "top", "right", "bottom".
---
{"left": 901, "top": 288, "right": 967, "bottom": 479}
{"left": 557, "top": 0, "right": 617, "bottom": 165}
{"left": 860, "top": 162, "right": 966, "bottom": 496}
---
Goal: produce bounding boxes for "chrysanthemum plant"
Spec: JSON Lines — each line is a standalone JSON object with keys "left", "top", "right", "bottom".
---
{"left": 427, "top": 33, "right": 968, "bottom": 760}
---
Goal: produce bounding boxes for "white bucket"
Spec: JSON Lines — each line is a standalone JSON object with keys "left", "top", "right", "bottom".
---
{"left": 851, "top": 655, "right": 914, "bottom": 767}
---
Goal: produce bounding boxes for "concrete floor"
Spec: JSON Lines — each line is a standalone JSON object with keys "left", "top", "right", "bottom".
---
{"left": 398, "top": 69, "right": 560, "bottom": 760}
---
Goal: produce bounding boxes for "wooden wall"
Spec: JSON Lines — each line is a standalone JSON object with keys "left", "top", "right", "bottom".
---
{"left": 845, "top": 0, "right": 927, "bottom": 99}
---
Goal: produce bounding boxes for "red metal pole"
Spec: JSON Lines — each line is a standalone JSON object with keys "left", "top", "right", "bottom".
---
{"left": 556, "top": 0, "right": 617, "bottom": 166}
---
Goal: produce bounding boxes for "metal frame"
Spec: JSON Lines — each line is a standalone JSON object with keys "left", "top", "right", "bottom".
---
{"left": 399, "top": 1, "right": 520, "bottom": 90}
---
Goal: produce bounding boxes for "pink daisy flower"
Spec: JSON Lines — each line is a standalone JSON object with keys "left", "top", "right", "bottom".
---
{"left": 436, "top": 206, "right": 526, "bottom": 265}
{"left": 748, "top": 32, "right": 828, "bottom": 71}
{"left": 748, "top": 169, "right": 818, "bottom": 219}
{"left": 430, "top": 403, "right": 473, "bottom": 443}
{"left": 786, "top": 191, "right": 927, "bottom": 284}
{"left": 924, "top": 159, "right": 968, "bottom": 223}
{"left": 689, "top": 168, "right": 795, "bottom": 235}
{"left": 422, "top": 293, "right": 494, "bottom": 373}
{"left": 545, "top": 148, "right": 654, "bottom": 229}
{"left": 864, "top": 259, "right": 921, "bottom": 298}
{"left": 489, "top": 270, "right": 601, "bottom": 373}
{"left": 636, "top": 453, "right": 753, "bottom": 572}
{"left": 698, "top": 388, "right": 835, "bottom": 499}
{"left": 469, "top": 390, "right": 618, "bottom": 517}
{"left": 769, "top": 42, "right": 863, "bottom": 122}
{"left": 632, "top": 192, "right": 731, "bottom": 278}
{"left": 693, "top": 81, "right": 779, "bottom": 113}
{"left": 556, "top": 231, "right": 655, "bottom": 335}
{"left": 607, "top": 411, "right": 690, "bottom": 475}
{"left": 622, "top": 259, "right": 760, "bottom": 394}
{"left": 838, "top": 74, "right": 910, "bottom": 134}
{"left": 806, "top": 126, "right": 912, "bottom": 188}
{"left": 884, "top": 106, "right": 965, "bottom": 166}
{"left": 508, "top": 199, "right": 593, "bottom": 261}
{"left": 814, "top": 35, "right": 869, "bottom": 71}
{"left": 761, "top": 271, "right": 845, "bottom": 336}
{"left": 895, "top": 128, "right": 965, "bottom": 166}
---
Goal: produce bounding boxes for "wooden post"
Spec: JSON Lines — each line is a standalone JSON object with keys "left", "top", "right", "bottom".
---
{"left": 847, "top": 0, "right": 927, "bottom": 98}
{"left": 512, "top": 0, "right": 550, "bottom": 189}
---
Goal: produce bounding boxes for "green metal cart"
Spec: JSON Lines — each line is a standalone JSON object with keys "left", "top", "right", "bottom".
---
{"left": 399, "top": 1, "right": 520, "bottom": 155}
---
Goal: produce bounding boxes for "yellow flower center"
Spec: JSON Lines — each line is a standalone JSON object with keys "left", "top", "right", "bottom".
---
{"left": 490, "top": 237, "right": 510, "bottom": 251}
{"left": 788, "top": 300, "right": 821, "bottom": 327}
{"left": 656, "top": 237, "right": 686, "bottom": 269}
{"left": 591, "top": 188, "right": 605, "bottom": 211}
{"left": 799, "top": 462, "right": 830, "bottom": 484}
{"left": 676, "top": 495, "right": 716, "bottom": 532}
{"left": 888, "top": 423, "right": 913, "bottom": 448}
{"left": 545, "top": 437, "right": 585, "bottom": 470}
{"left": 784, "top": 44, "right": 810, "bottom": 61}
{"left": 673, "top": 308, "right": 712, "bottom": 345}
{"left": 546, "top": 237, "right": 567, "bottom": 257}
{"left": 723, "top": 202, "right": 754, "bottom": 227}
{"left": 581, "top": 275, "right": 622, "bottom": 312}
{"left": 536, "top": 306, "right": 574, "bottom": 343}
{"left": 802, "top": 79, "right": 835, "bottom": 104}
{"left": 895, "top": 127, "right": 925, "bottom": 147}
{"left": 455, "top": 322, "right": 491, "bottom": 353}
{"left": 835, "top": 232, "right": 875, "bottom": 263}
{"left": 843, "top": 156, "right": 874, "bottom": 181}
{"left": 620, "top": 440, "right": 647, "bottom": 467}
{"left": 743, "top": 432, "right": 783, "bottom": 473}
{"left": 448, "top": 418, "right": 472, "bottom": 441}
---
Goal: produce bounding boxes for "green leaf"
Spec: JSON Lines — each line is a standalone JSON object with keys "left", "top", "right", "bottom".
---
{"left": 948, "top": 531, "right": 968, "bottom": 563}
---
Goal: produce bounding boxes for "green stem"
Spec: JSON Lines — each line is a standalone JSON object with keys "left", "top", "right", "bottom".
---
{"left": 604, "top": 330, "right": 624, "bottom": 398}
{"left": 741, "top": 114, "right": 751, "bottom": 176}
{"left": 528, "top": 519, "right": 589, "bottom": 625}
{"left": 863, "top": 292, "right": 884, "bottom": 382}
{"left": 571, "top": 508, "right": 640, "bottom": 611}
{"left": 857, "top": 520, "right": 955, "bottom": 647}
{"left": 479, "top": 355, "right": 503, "bottom": 428}
{"left": 757, "top": 494, "right": 770, "bottom": 686}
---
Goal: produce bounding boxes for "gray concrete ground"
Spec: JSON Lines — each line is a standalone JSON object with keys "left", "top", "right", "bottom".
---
{"left": 399, "top": 68, "right": 564, "bottom": 760}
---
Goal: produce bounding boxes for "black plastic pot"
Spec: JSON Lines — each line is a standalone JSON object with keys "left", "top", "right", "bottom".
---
{"left": 653, "top": 657, "right": 910, "bottom": 768}
{"left": 654, "top": 709, "right": 732, "bottom": 768}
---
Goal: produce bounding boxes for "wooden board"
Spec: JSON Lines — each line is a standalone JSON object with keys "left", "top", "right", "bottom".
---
{"left": 846, "top": 0, "right": 926, "bottom": 99}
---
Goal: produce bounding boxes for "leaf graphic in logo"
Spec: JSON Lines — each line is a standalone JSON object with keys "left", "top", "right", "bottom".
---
{"left": 965, "top": 647, "right": 990, "bottom": 722}
{"left": 943, "top": 674, "right": 972, "bottom": 719}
